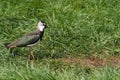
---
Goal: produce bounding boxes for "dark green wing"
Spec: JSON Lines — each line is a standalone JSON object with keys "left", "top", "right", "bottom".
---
{"left": 6, "top": 30, "right": 40, "bottom": 48}
{"left": 16, "top": 35, "right": 39, "bottom": 47}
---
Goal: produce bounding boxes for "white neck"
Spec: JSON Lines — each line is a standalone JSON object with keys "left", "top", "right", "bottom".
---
{"left": 37, "top": 21, "right": 45, "bottom": 31}
{"left": 38, "top": 25, "right": 44, "bottom": 31}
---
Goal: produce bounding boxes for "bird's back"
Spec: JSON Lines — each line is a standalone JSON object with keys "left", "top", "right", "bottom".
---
{"left": 5, "top": 29, "right": 44, "bottom": 48}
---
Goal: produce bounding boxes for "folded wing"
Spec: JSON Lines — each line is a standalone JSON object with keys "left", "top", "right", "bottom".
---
{"left": 5, "top": 29, "right": 40, "bottom": 48}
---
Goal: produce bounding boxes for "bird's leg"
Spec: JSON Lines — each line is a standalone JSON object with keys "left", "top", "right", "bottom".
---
{"left": 28, "top": 47, "right": 31, "bottom": 61}
{"left": 30, "top": 47, "right": 34, "bottom": 60}
{"left": 31, "top": 51, "right": 35, "bottom": 60}
{"left": 30, "top": 47, "right": 35, "bottom": 60}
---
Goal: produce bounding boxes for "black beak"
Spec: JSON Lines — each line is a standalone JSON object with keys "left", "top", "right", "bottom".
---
{"left": 44, "top": 23, "right": 48, "bottom": 28}
{"left": 45, "top": 24, "right": 47, "bottom": 28}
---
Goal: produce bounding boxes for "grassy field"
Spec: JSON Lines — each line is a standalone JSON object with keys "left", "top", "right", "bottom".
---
{"left": 0, "top": 0, "right": 120, "bottom": 79}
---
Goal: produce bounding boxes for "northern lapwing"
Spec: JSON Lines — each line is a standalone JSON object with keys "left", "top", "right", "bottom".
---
{"left": 5, "top": 20, "right": 47, "bottom": 61}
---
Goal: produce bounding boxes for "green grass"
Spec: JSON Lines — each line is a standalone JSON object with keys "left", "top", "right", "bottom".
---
{"left": 0, "top": 61, "right": 120, "bottom": 80}
{"left": 0, "top": 0, "right": 120, "bottom": 79}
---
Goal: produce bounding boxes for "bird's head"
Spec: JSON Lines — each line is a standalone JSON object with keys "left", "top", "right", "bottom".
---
{"left": 37, "top": 20, "right": 47, "bottom": 31}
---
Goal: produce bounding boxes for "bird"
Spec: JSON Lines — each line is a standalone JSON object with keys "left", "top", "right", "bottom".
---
{"left": 5, "top": 20, "right": 47, "bottom": 61}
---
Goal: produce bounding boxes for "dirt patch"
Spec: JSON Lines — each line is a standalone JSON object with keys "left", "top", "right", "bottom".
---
{"left": 61, "top": 56, "right": 120, "bottom": 68}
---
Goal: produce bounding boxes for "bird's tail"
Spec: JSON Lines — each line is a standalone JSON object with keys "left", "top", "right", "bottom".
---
{"left": 4, "top": 43, "right": 10, "bottom": 49}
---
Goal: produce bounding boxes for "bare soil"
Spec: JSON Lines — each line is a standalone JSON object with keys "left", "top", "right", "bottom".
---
{"left": 61, "top": 56, "right": 120, "bottom": 68}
